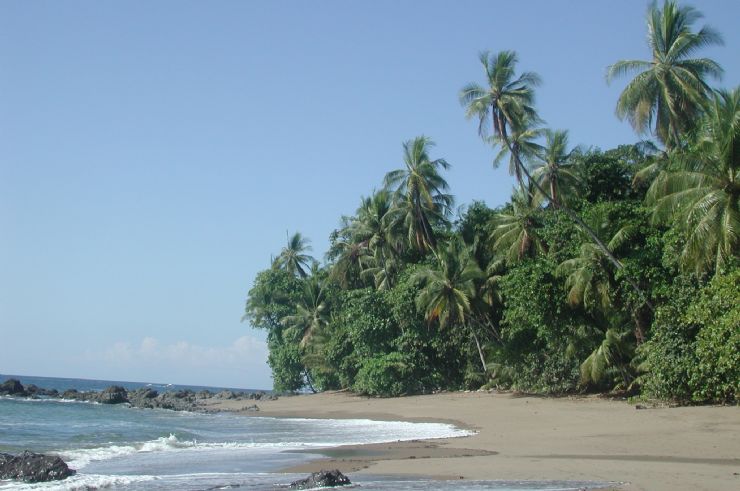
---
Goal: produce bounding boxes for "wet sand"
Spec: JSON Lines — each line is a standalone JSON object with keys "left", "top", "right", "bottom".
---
{"left": 204, "top": 391, "right": 740, "bottom": 491}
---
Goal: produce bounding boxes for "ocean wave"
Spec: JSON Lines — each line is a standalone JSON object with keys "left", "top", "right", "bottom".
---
{"left": 0, "top": 473, "right": 156, "bottom": 491}
{"left": 58, "top": 416, "right": 475, "bottom": 469}
{"left": 0, "top": 396, "right": 100, "bottom": 406}
{"left": 60, "top": 434, "right": 332, "bottom": 469}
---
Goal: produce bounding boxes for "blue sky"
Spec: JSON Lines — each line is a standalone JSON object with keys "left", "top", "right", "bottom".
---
{"left": 1, "top": 1, "right": 737, "bottom": 389}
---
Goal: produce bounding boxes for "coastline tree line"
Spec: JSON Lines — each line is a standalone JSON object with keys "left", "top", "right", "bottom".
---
{"left": 244, "top": 1, "right": 738, "bottom": 403}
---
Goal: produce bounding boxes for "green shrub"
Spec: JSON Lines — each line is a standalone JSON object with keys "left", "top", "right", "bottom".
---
{"left": 641, "top": 269, "right": 739, "bottom": 403}
{"left": 353, "top": 353, "right": 416, "bottom": 397}
{"left": 687, "top": 271, "right": 740, "bottom": 403}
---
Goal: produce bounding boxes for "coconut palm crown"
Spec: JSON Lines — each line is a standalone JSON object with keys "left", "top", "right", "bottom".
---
{"left": 460, "top": 50, "right": 542, "bottom": 186}
{"left": 607, "top": 0, "right": 724, "bottom": 149}
{"left": 384, "top": 136, "right": 454, "bottom": 253}
{"left": 647, "top": 87, "right": 740, "bottom": 275}
{"left": 273, "top": 232, "right": 314, "bottom": 278}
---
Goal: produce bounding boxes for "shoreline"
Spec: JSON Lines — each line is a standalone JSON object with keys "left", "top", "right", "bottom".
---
{"left": 204, "top": 391, "right": 740, "bottom": 491}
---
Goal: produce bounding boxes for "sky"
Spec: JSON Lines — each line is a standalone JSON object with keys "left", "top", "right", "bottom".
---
{"left": 1, "top": 1, "right": 738, "bottom": 390}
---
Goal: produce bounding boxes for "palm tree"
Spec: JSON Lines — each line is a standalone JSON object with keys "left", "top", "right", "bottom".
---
{"left": 607, "top": 0, "right": 724, "bottom": 149}
{"left": 490, "top": 188, "right": 546, "bottom": 264}
{"left": 412, "top": 239, "right": 487, "bottom": 371}
{"left": 460, "top": 50, "right": 542, "bottom": 187}
{"left": 530, "top": 129, "right": 581, "bottom": 206}
{"left": 580, "top": 328, "right": 635, "bottom": 389}
{"left": 647, "top": 87, "right": 740, "bottom": 275}
{"left": 556, "top": 243, "right": 614, "bottom": 313}
{"left": 354, "top": 190, "right": 404, "bottom": 289}
{"left": 273, "top": 232, "right": 314, "bottom": 278}
{"left": 492, "top": 115, "right": 544, "bottom": 190}
{"left": 281, "top": 274, "right": 329, "bottom": 348}
{"left": 327, "top": 234, "right": 367, "bottom": 289}
{"left": 461, "top": 50, "right": 654, "bottom": 309}
{"left": 384, "top": 137, "right": 454, "bottom": 253}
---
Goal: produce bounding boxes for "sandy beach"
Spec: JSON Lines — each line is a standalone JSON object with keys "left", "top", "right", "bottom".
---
{"left": 205, "top": 391, "right": 739, "bottom": 491}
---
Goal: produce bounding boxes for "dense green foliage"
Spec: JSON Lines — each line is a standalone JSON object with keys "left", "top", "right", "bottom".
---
{"left": 244, "top": 2, "right": 738, "bottom": 403}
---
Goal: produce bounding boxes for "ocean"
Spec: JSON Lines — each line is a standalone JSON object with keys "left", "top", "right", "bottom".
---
{"left": 0, "top": 375, "right": 614, "bottom": 490}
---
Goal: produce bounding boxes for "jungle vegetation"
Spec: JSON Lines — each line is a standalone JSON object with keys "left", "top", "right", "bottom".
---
{"left": 244, "top": 1, "right": 738, "bottom": 404}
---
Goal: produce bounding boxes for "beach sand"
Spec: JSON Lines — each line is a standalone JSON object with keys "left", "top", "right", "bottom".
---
{"left": 204, "top": 391, "right": 739, "bottom": 491}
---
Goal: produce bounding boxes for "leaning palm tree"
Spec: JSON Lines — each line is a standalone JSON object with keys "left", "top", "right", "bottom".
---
{"left": 461, "top": 50, "right": 653, "bottom": 309}
{"left": 412, "top": 239, "right": 487, "bottom": 371}
{"left": 530, "top": 129, "right": 581, "bottom": 207}
{"left": 273, "top": 232, "right": 314, "bottom": 278}
{"left": 460, "top": 50, "right": 542, "bottom": 187}
{"left": 647, "top": 87, "right": 740, "bottom": 276}
{"left": 384, "top": 137, "right": 454, "bottom": 253}
{"left": 492, "top": 115, "right": 544, "bottom": 190}
{"left": 607, "top": 0, "right": 724, "bottom": 149}
{"left": 490, "top": 188, "right": 546, "bottom": 264}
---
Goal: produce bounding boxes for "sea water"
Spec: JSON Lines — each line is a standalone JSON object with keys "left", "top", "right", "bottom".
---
{"left": 0, "top": 375, "right": 615, "bottom": 490}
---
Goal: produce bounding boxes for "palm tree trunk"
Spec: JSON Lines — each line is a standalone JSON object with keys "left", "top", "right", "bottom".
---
{"left": 496, "top": 111, "right": 525, "bottom": 191}
{"left": 470, "top": 326, "right": 488, "bottom": 373}
{"left": 499, "top": 128, "right": 654, "bottom": 311}
{"left": 304, "top": 369, "right": 317, "bottom": 394}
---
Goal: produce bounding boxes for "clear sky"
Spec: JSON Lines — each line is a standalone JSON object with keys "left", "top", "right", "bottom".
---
{"left": 1, "top": 1, "right": 737, "bottom": 389}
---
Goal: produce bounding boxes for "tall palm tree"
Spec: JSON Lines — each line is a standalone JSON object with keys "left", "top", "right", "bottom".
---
{"left": 490, "top": 187, "right": 546, "bottom": 264}
{"left": 384, "top": 137, "right": 454, "bottom": 253}
{"left": 461, "top": 50, "right": 654, "bottom": 309}
{"left": 647, "top": 87, "right": 740, "bottom": 275}
{"left": 460, "top": 50, "right": 542, "bottom": 187}
{"left": 607, "top": 0, "right": 724, "bottom": 149}
{"left": 273, "top": 232, "right": 314, "bottom": 278}
{"left": 412, "top": 239, "right": 487, "bottom": 371}
{"left": 530, "top": 129, "right": 581, "bottom": 206}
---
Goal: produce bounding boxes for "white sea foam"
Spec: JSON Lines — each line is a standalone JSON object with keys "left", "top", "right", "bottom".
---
{"left": 62, "top": 435, "right": 326, "bottom": 469}
{"left": 0, "top": 474, "right": 156, "bottom": 491}
{"left": 60, "top": 418, "right": 473, "bottom": 470}
{"left": 0, "top": 396, "right": 100, "bottom": 406}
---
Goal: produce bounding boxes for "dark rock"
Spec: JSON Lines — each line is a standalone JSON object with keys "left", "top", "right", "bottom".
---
{"left": 0, "top": 451, "right": 76, "bottom": 482}
{"left": 128, "top": 387, "right": 158, "bottom": 399}
{"left": 216, "top": 390, "right": 237, "bottom": 399}
{"left": 243, "top": 404, "right": 259, "bottom": 411}
{"left": 172, "top": 389, "right": 194, "bottom": 399}
{"left": 61, "top": 389, "right": 80, "bottom": 399}
{"left": 0, "top": 379, "right": 25, "bottom": 396}
{"left": 289, "top": 469, "right": 351, "bottom": 489}
{"left": 98, "top": 386, "right": 128, "bottom": 404}
{"left": 196, "top": 390, "right": 212, "bottom": 399}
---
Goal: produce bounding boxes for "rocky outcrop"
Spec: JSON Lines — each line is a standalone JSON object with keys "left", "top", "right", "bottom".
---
{"left": 0, "top": 451, "right": 75, "bottom": 483}
{"left": 25, "top": 385, "right": 59, "bottom": 397}
{"left": 0, "top": 379, "right": 26, "bottom": 396}
{"left": 98, "top": 386, "right": 128, "bottom": 404}
{"left": 1, "top": 378, "right": 277, "bottom": 412}
{"left": 289, "top": 470, "right": 351, "bottom": 489}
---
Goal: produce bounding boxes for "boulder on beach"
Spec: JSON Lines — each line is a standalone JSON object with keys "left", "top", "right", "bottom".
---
{"left": 0, "top": 451, "right": 76, "bottom": 483}
{"left": 289, "top": 469, "right": 351, "bottom": 489}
